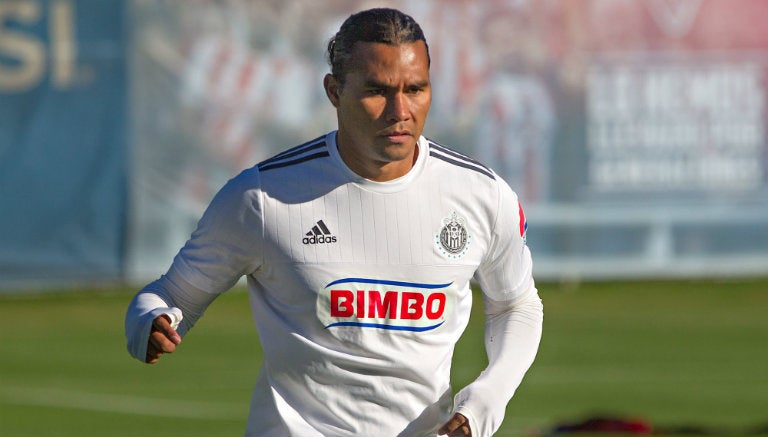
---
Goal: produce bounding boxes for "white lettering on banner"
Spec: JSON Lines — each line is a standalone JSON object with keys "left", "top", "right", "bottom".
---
{"left": 587, "top": 61, "right": 765, "bottom": 192}
{"left": 0, "top": 0, "right": 83, "bottom": 91}
{"left": 317, "top": 278, "right": 454, "bottom": 332}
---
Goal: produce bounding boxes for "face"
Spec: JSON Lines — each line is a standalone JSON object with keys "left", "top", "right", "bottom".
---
{"left": 324, "top": 41, "right": 432, "bottom": 181}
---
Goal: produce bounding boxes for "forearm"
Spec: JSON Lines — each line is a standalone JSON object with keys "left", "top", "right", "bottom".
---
{"left": 124, "top": 268, "right": 219, "bottom": 362}
{"left": 453, "top": 289, "right": 543, "bottom": 437}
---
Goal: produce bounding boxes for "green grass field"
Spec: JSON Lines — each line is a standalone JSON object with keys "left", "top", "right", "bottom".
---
{"left": 1, "top": 278, "right": 767, "bottom": 436}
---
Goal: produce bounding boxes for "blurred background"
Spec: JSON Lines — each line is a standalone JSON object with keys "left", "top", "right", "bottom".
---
{"left": 1, "top": 0, "right": 767, "bottom": 286}
{"left": 1, "top": 1, "right": 767, "bottom": 436}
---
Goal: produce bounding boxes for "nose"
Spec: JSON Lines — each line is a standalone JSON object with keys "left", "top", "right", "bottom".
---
{"left": 386, "top": 92, "right": 410, "bottom": 122}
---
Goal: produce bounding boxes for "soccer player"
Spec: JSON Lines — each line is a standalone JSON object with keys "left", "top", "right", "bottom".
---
{"left": 125, "top": 8, "right": 543, "bottom": 437}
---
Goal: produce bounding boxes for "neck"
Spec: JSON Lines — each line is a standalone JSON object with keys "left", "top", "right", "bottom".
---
{"left": 336, "top": 134, "right": 419, "bottom": 182}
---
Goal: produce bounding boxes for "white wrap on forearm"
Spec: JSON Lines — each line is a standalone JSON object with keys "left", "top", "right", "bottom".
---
{"left": 124, "top": 268, "right": 220, "bottom": 362}
{"left": 452, "top": 289, "right": 543, "bottom": 437}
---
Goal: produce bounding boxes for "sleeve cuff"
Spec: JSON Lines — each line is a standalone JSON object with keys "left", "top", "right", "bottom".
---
{"left": 126, "top": 305, "right": 183, "bottom": 362}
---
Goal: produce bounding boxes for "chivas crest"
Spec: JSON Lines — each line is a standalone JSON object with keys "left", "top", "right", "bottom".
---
{"left": 436, "top": 211, "right": 470, "bottom": 259}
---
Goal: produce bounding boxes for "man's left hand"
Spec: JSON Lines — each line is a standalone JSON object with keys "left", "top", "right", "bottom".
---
{"left": 438, "top": 413, "right": 471, "bottom": 436}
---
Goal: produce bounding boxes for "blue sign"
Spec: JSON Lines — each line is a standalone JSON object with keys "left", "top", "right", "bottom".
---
{"left": 0, "top": 0, "right": 127, "bottom": 285}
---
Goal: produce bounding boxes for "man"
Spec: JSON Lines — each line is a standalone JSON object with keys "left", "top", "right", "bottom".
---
{"left": 125, "top": 8, "right": 543, "bottom": 437}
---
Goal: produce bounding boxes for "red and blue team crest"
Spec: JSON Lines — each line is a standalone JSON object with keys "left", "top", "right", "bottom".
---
{"left": 518, "top": 200, "right": 528, "bottom": 244}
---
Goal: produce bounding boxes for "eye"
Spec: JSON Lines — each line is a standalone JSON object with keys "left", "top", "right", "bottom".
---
{"left": 367, "top": 88, "right": 386, "bottom": 96}
{"left": 406, "top": 86, "right": 425, "bottom": 94}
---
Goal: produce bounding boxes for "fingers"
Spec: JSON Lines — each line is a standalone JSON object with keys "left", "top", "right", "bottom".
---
{"left": 145, "top": 342, "right": 162, "bottom": 364}
{"left": 145, "top": 315, "right": 182, "bottom": 364}
{"left": 438, "top": 413, "right": 472, "bottom": 436}
{"left": 153, "top": 315, "right": 182, "bottom": 344}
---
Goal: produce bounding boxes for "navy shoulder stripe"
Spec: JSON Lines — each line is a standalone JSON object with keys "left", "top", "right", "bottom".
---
{"left": 259, "top": 151, "right": 330, "bottom": 171}
{"left": 428, "top": 141, "right": 495, "bottom": 180}
{"left": 258, "top": 137, "right": 329, "bottom": 171}
{"left": 259, "top": 135, "right": 325, "bottom": 166}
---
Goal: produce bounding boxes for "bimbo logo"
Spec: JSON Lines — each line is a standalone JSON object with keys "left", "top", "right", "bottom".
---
{"left": 317, "top": 278, "right": 454, "bottom": 332}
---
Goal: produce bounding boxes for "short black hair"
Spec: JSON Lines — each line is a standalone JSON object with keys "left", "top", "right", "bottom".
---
{"left": 327, "top": 8, "right": 430, "bottom": 84}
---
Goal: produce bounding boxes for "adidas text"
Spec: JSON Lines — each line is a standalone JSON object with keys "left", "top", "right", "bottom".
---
{"left": 303, "top": 235, "right": 337, "bottom": 245}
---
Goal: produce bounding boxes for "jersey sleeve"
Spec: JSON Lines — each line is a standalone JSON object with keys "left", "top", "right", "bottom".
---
{"left": 454, "top": 178, "right": 543, "bottom": 437}
{"left": 125, "top": 167, "right": 265, "bottom": 362}
{"left": 171, "top": 167, "right": 265, "bottom": 292}
{"left": 125, "top": 269, "right": 218, "bottom": 361}
{"left": 473, "top": 178, "right": 534, "bottom": 304}
{"left": 451, "top": 292, "right": 543, "bottom": 437}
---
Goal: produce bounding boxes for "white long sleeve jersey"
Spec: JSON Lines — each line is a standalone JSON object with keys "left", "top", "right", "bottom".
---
{"left": 126, "top": 132, "right": 543, "bottom": 437}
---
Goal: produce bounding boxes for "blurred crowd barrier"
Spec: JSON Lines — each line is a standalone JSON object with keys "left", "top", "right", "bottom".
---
{"left": 2, "top": 0, "right": 767, "bottom": 288}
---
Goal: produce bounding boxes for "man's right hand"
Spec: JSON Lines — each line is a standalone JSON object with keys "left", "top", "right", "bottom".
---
{"left": 146, "top": 315, "right": 182, "bottom": 364}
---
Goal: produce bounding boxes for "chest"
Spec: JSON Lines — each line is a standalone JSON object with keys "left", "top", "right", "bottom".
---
{"left": 259, "top": 183, "right": 493, "bottom": 268}
{"left": 250, "top": 177, "right": 496, "bottom": 339}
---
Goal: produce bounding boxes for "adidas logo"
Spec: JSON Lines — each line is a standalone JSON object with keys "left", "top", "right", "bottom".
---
{"left": 302, "top": 220, "right": 337, "bottom": 245}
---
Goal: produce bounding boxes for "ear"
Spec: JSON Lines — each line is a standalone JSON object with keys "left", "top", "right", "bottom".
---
{"left": 324, "top": 73, "right": 341, "bottom": 108}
